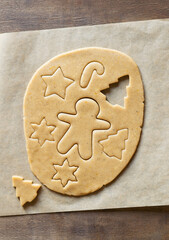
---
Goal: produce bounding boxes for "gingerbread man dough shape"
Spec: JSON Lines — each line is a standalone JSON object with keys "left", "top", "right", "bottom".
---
{"left": 58, "top": 98, "right": 110, "bottom": 160}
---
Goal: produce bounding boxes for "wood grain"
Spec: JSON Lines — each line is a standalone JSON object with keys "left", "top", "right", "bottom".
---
{"left": 0, "top": 0, "right": 169, "bottom": 33}
{"left": 0, "top": 0, "right": 169, "bottom": 239}
{"left": 0, "top": 207, "right": 169, "bottom": 240}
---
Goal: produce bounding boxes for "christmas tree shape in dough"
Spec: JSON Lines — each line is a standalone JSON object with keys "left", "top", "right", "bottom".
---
{"left": 12, "top": 176, "right": 41, "bottom": 206}
{"left": 30, "top": 118, "right": 55, "bottom": 146}
{"left": 42, "top": 67, "right": 73, "bottom": 99}
{"left": 52, "top": 159, "right": 78, "bottom": 187}
{"left": 58, "top": 98, "right": 110, "bottom": 160}
{"left": 100, "top": 129, "right": 128, "bottom": 159}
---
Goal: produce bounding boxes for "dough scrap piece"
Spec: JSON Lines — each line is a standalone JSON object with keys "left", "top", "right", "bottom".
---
{"left": 12, "top": 176, "right": 41, "bottom": 206}
{"left": 24, "top": 47, "right": 144, "bottom": 196}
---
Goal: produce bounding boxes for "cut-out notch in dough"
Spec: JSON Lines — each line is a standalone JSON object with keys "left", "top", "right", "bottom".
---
{"left": 101, "top": 75, "right": 129, "bottom": 107}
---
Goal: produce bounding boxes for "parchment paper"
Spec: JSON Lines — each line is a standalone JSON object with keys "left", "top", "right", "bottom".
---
{"left": 0, "top": 19, "right": 169, "bottom": 216}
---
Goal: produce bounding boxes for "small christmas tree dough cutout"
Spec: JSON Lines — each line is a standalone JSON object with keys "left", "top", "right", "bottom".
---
{"left": 58, "top": 98, "right": 110, "bottom": 160}
{"left": 30, "top": 118, "right": 55, "bottom": 146}
{"left": 100, "top": 129, "right": 128, "bottom": 159}
{"left": 42, "top": 67, "right": 73, "bottom": 99}
{"left": 12, "top": 176, "right": 41, "bottom": 206}
{"left": 52, "top": 159, "right": 78, "bottom": 187}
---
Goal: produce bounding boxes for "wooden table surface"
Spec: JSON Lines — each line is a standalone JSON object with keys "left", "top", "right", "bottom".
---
{"left": 0, "top": 1, "right": 169, "bottom": 239}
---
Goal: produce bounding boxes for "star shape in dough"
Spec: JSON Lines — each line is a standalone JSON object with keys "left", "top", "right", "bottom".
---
{"left": 52, "top": 159, "right": 78, "bottom": 187}
{"left": 30, "top": 118, "right": 55, "bottom": 146}
{"left": 42, "top": 67, "right": 73, "bottom": 99}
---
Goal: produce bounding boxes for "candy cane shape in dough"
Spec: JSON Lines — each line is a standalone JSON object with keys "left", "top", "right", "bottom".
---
{"left": 80, "top": 61, "right": 104, "bottom": 88}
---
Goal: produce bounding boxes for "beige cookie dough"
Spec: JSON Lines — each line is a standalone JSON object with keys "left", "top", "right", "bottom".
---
{"left": 100, "top": 129, "right": 128, "bottom": 159}
{"left": 24, "top": 47, "right": 144, "bottom": 196}
{"left": 12, "top": 176, "right": 41, "bottom": 206}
